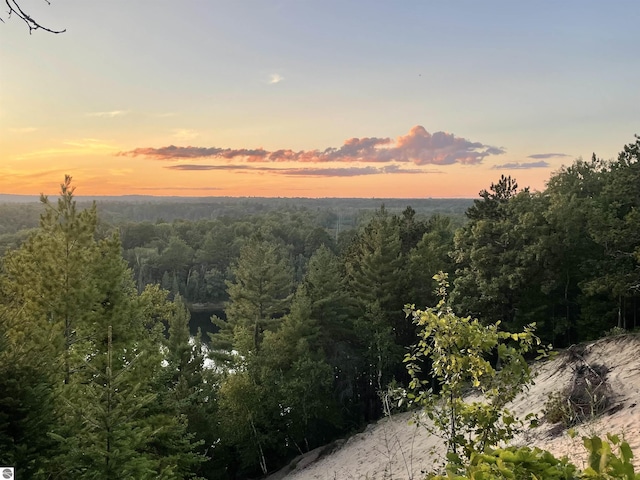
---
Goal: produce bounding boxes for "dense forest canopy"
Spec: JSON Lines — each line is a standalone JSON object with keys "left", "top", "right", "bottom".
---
{"left": 0, "top": 136, "right": 638, "bottom": 478}
{"left": 0, "top": 195, "right": 472, "bottom": 232}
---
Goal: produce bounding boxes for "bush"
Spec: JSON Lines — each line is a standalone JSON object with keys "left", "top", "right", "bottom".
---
{"left": 605, "top": 326, "right": 626, "bottom": 337}
{"left": 402, "top": 273, "right": 548, "bottom": 460}
{"left": 544, "top": 390, "right": 576, "bottom": 427}
{"left": 425, "top": 434, "right": 639, "bottom": 480}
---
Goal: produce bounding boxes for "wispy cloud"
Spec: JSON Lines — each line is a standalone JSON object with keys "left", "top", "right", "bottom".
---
{"left": 268, "top": 73, "right": 284, "bottom": 84}
{"left": 166, "top": 163, "right": 436, "bottom": 177}
{"left": 135, "top": 186, "right": 224, "bottom": 191}
{"left": 527, "top": 152, "right": 571, "bottom": 159}
{"left": 167, "top": 164, "right": 258, "bottom": 171}
{"left": 492, "top": 161, "right": 549, "bottom": 170}
{"left": 119, "top": 125, "right": 504, "bottom": 166}
{"left": 86, "top": 110, "right": 129, "bottom": 118}
{"left": 282, "top": 165, "right": 428, "bottom": 177}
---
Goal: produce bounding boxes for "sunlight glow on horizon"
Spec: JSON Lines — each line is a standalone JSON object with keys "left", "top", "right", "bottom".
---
{"left": 1, "top": 1, "right": 638, "bottom": 199}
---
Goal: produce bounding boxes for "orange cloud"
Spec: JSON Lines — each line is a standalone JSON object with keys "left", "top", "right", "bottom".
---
{"left": 165, "top": 163, "right": 432, "bottom": 177}
{"left": 118, "top": 125, "right": 504, "bottom": 166}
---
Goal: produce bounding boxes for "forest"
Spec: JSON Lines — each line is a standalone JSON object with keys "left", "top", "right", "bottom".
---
{"left": 0, "top": 135, "right": 638, "bottom": 479}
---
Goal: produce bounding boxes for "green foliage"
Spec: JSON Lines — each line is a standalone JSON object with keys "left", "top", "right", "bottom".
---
{"left": 347, "top": 206, "right": 404, "bottom": 315}
{"left": 605, "top": 326, "right": 627, "bottom": 337}
{"left": 582, "top": 434, "right": 640, "bottom": 480}
{"left": 214, "top": 238, "right": 294, "bottom": 356}
{"left": 214, "top": 272, "right": 344, "bottom": 477}
{"left": 1, "top": 138, "right": 639, "bottom": 479}
{"left": 426, "top": 445, "right": 578, "bottom": 479}
{"left": 452, "top": 178, "right": 551, "bottom": 336}
{"left": 403, "top": 272, "right": 545, "bottom": 459}
{"left": 427, "top": 435, "right": 640, "bottom": 480}
{"left": 344, "top": 207, "right": 412, "bottom": 419}
{"left": 0, "top": 316, "right": 56, "bottom": 477}
{"left": 450, "top": 137, "right": 640, "bottom": 346}
{"left": 49, "top": 326, "right": 165, "bottom": 479}
{"left": 543, "top": 390, "right": 576, "bottom": 426}
{"left": 0, "top": 178, "right": 206, "bottom": 479}
{"left": 409, "top": 271, "right": 638, "bottom": 480}
{"left": 152, "top": 293, "right": 211, "bottom": 477}
{"left": 406, "top": 214, "right": 455, "bottom": 309}
{"left": 2, "top": 176, "right": 108, "bottom": 384}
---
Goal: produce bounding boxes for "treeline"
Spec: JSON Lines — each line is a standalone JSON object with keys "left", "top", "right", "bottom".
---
{"left": 452, "top": 136, "right": 640, "bottom": 344}
{"left": 0, "top": 136, "right": 638, "bottom": 478}
{"left": 0, "top": 196, "right": 471, "bottom": 241}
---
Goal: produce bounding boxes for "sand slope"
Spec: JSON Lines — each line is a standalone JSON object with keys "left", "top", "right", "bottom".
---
{"left": 274, "top": 334, "right": 640, "bottom": 480}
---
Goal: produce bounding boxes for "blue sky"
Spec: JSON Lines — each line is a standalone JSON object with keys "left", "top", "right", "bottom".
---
{"left": 1, "top": 1, "right": 638, "bottom": 197}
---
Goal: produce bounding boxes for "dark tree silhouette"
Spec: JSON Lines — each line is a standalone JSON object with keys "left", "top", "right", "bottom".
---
{"left": 2, "top": 0, "right": 65, "bottom": 34}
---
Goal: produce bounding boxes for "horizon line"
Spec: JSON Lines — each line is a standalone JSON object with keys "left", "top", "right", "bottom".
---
{"left": 0, "top": 193, "right": 477, "bottom": 201}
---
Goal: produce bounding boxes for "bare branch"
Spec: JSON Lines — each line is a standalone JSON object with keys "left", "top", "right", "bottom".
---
{"left": 4, "top": 0, "right": 65, "bottom": 34}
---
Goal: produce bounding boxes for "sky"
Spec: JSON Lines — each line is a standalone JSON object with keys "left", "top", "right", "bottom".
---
{"left": 1, "top": 1, "right": 639, "bottom": 198}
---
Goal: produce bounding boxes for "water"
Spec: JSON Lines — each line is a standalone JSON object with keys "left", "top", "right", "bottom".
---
{"left": 188, "top": 308, "right": 224, "bottom": 340}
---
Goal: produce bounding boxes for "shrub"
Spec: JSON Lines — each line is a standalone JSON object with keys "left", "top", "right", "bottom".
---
{"left": 402, "top": 272, "right": 549, "bottom": 460}
{"left": 605, "top": 326, "right": 627, "bottom": 337}
{"left": 425, "top": 434, "right": 639, "bottom": 480}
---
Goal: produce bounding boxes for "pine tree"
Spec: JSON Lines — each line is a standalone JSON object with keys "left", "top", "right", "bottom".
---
{"left": 304, "top": 245, "right": 355, "bottom": 354}
{"left": 154, "top": 294, "right": 213, "bottom": 478}
{"left": 0, "top": 301, "right": 57, "bottom": 478}
{"left": 260, "top": 296, "right": 337, "bottom": 453}
{"left": 344, "top": 207, "right": 407, "bottom": 420}
{"left": 212, "top": 238, "right": 294, "bottom": 357}
{"left": 2, "top": 175, "right": 105, "bottom": 385}
{"left": 347, "top": 207, "right": 404, "bottom": 317}
{"left": 1, "top": 177, "right": 205, "bottom": 478}
{"left": 50, "top": 286, "right": 206, "bottom": 479}
{"left": 0, "top": 176, "right": 125, "bottom": 477}
{"left": 406, "top": 214, "right": 455, "bottom": 309}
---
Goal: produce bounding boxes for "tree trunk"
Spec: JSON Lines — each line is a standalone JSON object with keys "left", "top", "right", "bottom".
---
{"left": 249, "top": 415, "right": 267, "bottom": 475}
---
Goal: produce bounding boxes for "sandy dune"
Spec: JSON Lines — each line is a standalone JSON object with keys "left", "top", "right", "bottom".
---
{"left": 273, "top": 334, "right": 640, "bottom": 480}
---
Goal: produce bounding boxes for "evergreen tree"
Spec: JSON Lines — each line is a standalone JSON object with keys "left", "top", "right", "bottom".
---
{"left": 303, "top": 245, "right": 355, "bottom": 360}
{"left": 154, "top": 293, "right": 215, "bottom": 478}
{"left": 207, "top": 239, "right": 294, "bottom": 476}
{"left": 398, "top": 205, "right": 429, "bottom": 255}
{"left": 406, "top": 214, "right": 455, "bottom": 309}
{"left": 542, "top": 157, "right": 606, "bottom": 343}
{"left": 347, "top": 207, "right": 404, "bottom": 318}
{"left": 0, "top": 177, "right": 205, "bottom": 479}
{"left": 452, "top": 177, "right": 548, "bottom": 331}
{"left": 2, "top": 175, "right": 105, "bottom": 385}
{"left": 212, "top": 238, "right": 294, "bottom": 357}
{"left": 344, "top": 207, "right": 407, "bottom": 420}
{"left": 584, "top": 138, "right": 640, "bottom": 330}
{"left": 260, "top": 296, "right": 338, "bottom": 453}
{"left": 0, "top": 300, "right": 57, "bottom": 478}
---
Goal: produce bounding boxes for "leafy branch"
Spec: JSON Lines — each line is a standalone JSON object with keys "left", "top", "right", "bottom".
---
{"left": 401, "top": 272, "right": 549, "bottom": 462}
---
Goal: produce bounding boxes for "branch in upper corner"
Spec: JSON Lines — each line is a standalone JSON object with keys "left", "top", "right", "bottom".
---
{"left": 3, "top": 0, "right": 66, "bottom": 34}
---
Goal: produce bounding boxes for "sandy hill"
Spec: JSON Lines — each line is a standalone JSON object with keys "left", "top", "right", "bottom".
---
{"left": 269, "top": 334, "right": 640, "bottom": 480}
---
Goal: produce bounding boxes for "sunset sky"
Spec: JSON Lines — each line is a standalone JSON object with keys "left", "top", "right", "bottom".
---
{"left": 1, "top": 1, "right": 639, "bottom": 198}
